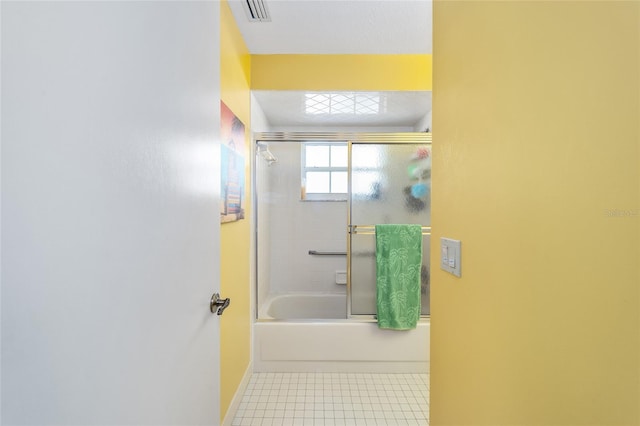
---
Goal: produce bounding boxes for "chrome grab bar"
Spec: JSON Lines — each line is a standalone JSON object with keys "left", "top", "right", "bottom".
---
{"left": 308, "top": 250, "right": 347, "bottom": 256}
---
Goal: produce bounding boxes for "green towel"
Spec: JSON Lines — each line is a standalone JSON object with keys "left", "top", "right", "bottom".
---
{"left": 375, "top": 224, "right": 423, "bottom": 330}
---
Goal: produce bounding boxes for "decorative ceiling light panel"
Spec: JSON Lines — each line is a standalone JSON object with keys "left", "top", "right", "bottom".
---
{"left": 304, "top": 93, "right": 381, "bottom": 115}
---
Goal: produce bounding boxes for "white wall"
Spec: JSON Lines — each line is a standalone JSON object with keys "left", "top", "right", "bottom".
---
{"left": 413, "top": 110, "right": 432, "bottom": 132}
{"left": 251, "top": 92, "right": 272, "bottom": 133}
{"left": 1, "top": 2, "right": 221, "bottom": 424}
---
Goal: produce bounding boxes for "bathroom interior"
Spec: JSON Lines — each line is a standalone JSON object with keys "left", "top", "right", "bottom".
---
{"left": 229, "top": 90, "right": 433, "bottom": 425}
{"left": 249, "top": 90, "right": 432, "bottom": 373}
{"left": 223, "top": 6, "right": 435, "bottom": 423}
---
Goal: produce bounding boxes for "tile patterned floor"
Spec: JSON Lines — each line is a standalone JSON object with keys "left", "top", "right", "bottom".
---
{"left": 231, "top": 372, "right": 429, "bottom": 426}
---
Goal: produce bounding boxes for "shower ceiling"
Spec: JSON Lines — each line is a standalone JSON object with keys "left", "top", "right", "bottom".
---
{"left": 253, "top": 90, "right": 431, "bottom": 127}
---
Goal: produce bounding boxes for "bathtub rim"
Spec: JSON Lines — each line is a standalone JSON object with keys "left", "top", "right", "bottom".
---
{"left": 253, "top": 317, "right": 430, "bottom": 373}
{"left": 256, "top": 317, "right": 431, "bottom": 324}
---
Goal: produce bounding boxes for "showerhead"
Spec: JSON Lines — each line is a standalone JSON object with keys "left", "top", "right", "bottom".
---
{"left": 257, "top": 143, "right": 278, "bottom": 166}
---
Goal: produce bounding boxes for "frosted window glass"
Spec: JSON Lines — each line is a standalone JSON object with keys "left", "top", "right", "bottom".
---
{"left": 331, "top": 171, "right": 348, "bottom": 193}
{"left": 306, "top": 171, "right": 330, "bottom": 193}
{"left": 330, "top": 145, "right": 348, "bottom": 167}
{"left": 305, "top": 145, "right": 329, "bottom": 167}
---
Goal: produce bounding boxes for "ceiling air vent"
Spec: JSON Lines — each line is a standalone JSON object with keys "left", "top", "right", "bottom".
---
{"left": 242, "top": 0, "right": 271, "bottom": 22}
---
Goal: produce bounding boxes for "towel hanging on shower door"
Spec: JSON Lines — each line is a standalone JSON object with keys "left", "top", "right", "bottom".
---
{"left": 375, "top": 224, "right": 422, "bottom": 330}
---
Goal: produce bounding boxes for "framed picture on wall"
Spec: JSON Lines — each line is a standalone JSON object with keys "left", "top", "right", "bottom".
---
{"left": 220, "top": 101, "right": 246, "bottom": 223}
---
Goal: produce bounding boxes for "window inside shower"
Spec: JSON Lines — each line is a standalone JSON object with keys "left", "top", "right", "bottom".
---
{"left": 301, "top": 142, "right": 348, "bottom": 201}
{"left": 255, "top": 136, "right": 431, "bottom": 321}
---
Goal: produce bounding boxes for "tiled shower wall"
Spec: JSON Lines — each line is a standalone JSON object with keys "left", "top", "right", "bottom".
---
{"left": 262, "top": 142, "right": 348, "bottom": 296}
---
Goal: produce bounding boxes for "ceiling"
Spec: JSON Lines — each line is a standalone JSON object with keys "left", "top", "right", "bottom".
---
{"left": 227, "top": 0, "right": 432, "bottom": 55}
{"left": 228, "top": 0, "right": 433, "bottom": 128}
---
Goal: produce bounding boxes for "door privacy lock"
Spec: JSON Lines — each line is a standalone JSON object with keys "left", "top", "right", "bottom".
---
{"left": 210, "top": 293, "right": 230, "bottom": 315}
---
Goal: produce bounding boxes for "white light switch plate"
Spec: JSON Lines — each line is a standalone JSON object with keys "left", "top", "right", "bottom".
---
{"left": 440, "top": 237, "right": 461, "bottom": 277}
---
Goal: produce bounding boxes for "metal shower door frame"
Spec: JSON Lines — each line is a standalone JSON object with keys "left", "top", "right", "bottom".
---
{"left": 252, "top": 132, "right": 432, "bottom": 321}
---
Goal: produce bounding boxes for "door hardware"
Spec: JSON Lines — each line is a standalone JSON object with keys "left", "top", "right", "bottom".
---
{"left": 210, "top": 293, "right": 230, "bottom": 315}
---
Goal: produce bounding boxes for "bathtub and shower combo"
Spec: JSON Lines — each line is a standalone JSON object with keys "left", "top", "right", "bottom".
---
{"left": 253, "top": 133, "right": 431, "bottom": 373}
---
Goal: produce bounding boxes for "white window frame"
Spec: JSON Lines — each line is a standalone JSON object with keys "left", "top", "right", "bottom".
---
{"left": 301, "top": 142, "right": 348, "bottom": 201}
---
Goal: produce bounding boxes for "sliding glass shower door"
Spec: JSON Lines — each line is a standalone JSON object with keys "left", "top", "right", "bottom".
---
{"left": 348, "top": 142, "right": 431, "bottom": 317}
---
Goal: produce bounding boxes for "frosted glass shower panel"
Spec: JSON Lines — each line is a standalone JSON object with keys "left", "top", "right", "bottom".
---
{"left": 350, "top": 234, "right": 377, "bottom": 314}
{"left": 351, "top": 143, "right": 431, "bottom": 225}
{"left": 350, "top": 233, "right": 430, "bottom": 316}
{"left": 349, "top": 143, "right": 431, "bottom": 316}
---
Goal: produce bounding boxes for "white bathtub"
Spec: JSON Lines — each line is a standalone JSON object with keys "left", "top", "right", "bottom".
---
{"left": 254, "top": 294, "right": 430, "bottom": 373}
{"left": 260, "top": 293, "right": 347, "bottom": 319}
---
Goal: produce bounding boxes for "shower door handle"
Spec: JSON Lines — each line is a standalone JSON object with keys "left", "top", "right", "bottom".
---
{"left": 210, "top": 293, "right": 230, "bottom": 315}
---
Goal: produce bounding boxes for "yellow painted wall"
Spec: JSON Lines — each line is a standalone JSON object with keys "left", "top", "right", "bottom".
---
{"left": 432, "top": 2, "right": 639, "bottom": 425}
{"left": 220, "top": 1, "right": 251, "bottom": 422}
{"left": 251, "top": 54, "right": 431, "bottom": 91}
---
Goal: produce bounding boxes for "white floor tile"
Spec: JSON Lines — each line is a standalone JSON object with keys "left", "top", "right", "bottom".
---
{"left": 231, "top": 373, "right": 429, "bottom": 426}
